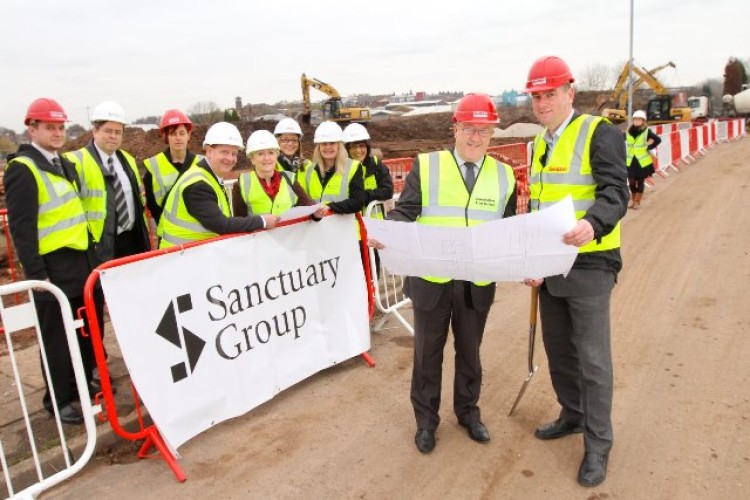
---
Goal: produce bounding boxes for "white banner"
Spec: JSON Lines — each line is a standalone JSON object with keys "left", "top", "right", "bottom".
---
{"left": 100, "top": 215, "right": 369, "bottom": 451}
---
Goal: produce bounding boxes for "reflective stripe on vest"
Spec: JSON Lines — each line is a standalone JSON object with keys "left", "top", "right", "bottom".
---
{"left": 299, "top": 159, "right": 358, "bottom": 204}
{"left": 144, "top": 152, "right": 202, "bottom": 208}
{"left": 159, "top": 166, "right": 230, "bottom": 248}
{"left": 238, "top": 171, "right": 297, "bottom": 216}
{"left": 626, "top": 130, "right": 653, "bottom": 167}
{"left": 417, "top": 150, "right": 515, "bottom": 285}
{"left": 7, "top": 157, "right": 89, "bottom": 254}
{"left": 529, "top": 115, "right": 621, "bottom": 254}
{"left": 63, "top": 147, "right": 146, "bottom": 242}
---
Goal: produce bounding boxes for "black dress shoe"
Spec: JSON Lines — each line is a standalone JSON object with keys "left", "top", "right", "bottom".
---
{"left": 415, "top": 429, "right": 436, "bottom": 454}
{"left": 46, "top": 403, "right": 84, "bottom": 425}
{"left": 88, "top": 379, "right": 117, "bottom": 396}
{"left": 461, "top": 421, "right": 490, "bottom": 443}
{"left": 578, "top": 452, "right": 609, "bottom": 487}
{"left": 534, "top": 418, "right": 584, "bottom": 440}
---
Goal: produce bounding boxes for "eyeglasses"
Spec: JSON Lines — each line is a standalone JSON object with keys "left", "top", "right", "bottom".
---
{"left": 348, "top": 142, "right": 367, "bottom": 149}
{"left": 460, "top": 126, "right": 493, "bottom": 138}
{"left": 278, "top": 138, "right": 299, "bottom": 144}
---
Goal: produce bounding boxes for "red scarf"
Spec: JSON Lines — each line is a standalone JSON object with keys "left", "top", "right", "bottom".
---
{"left": 259, "top": 170, "right": 282, "bottom": 199}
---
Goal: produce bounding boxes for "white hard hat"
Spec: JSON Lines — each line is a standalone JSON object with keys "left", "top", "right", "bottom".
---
{"left": 343, "top": 123, "right": 370, "bottom": 143}
{"left": 91, "top": 100, "right": 127, "bottom": 124}
{"left": 313, "top": 121, "right": 344, "bottom": 144}
{"left": 203, "top": 122, "right": 244, "bottom": 148}
{"left": 274, "top": 117, "right": 303, "bottom": 137}
{"left": 246, "top": 130, "right": 279, "bottom": 156}
{"left": 632, "top": 110, "right": 647, "bottom": 120}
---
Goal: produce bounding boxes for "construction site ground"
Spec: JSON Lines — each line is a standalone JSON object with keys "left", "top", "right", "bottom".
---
{"left": 0, "top": 133, "right": 738, "bottom": 497}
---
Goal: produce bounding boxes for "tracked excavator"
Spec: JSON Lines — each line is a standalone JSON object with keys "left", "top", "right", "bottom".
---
{"left": 600, "top": 61, "right": 691, "bottom": 124}
{"left": 300, "top": 74, "right": 370, "bottom": 124}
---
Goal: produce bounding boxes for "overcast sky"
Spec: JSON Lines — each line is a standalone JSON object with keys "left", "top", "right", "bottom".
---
{"left": 2, "top": 0, "right": 748, "bottom": 132}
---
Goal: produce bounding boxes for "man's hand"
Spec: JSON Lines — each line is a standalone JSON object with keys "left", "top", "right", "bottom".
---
{"left": 262, "top": 214, "right": 280, "bottom": 229}
{"left": 523, "top": 278, "right": 543, "bottom": 287}
{"left": 368, "top": 238, "right": 384, "bottom": 250}
{"left": 563, "top": 219, "right": 594, "bottom": 247}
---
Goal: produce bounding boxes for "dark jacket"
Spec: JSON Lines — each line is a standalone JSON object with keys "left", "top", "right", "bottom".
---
{"left": 82, "top": 141, "right": 151, "bottom": 264}
{"left": 183, "top": 160, "right": 265, "bottom": 234}
{"left": 362, "top": 155, "right": 394, "bottom": 204}
{"left": 4, "top": 144, "right": 97, "bottom": 298}
{"left": 143, "top": 149, "right": 198, "bottom": 222}
{"left": 626, "top": 126, "right": 661, "bottom": 174}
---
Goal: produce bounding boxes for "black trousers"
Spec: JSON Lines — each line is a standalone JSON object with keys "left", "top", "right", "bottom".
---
{"left": 38, "top": 289, "right": 104, "bottom": 409}
{"left": 410, "top": 281, "right": 491, "bottom": 430}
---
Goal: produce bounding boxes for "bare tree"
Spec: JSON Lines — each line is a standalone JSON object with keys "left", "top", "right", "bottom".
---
{"left": 578, "top": 63, "right": 613, "bottom": 91}
{"left": 188, "top": 101, "right": 223, "bottom": 125}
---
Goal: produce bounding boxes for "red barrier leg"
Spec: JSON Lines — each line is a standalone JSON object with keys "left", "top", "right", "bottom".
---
{"left": 360, "top": 352, "right": 376, "bottom": 367}
{"left": 138, "top": 426, "right": 187, "bottom": 482}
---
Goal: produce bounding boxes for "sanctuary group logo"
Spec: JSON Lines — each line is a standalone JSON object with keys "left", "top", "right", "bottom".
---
{"left": 155, "top": 293, "right": 206, "bottom": 383}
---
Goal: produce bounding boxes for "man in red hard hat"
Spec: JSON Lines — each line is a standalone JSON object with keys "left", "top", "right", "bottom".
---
{"left": 4, "top": 98, "right": 101, "bottom": 424}
{"left": 522, "top": 56, "right": 628, "bottom": 487}
{"left": 143, "top": 109, "right": 202, "bottom": 223}
{"left": 370, "top": 93, "right": 517, "bottom": 453}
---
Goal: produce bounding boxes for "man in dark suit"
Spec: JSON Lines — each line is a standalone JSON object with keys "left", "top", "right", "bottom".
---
{"left": 370, "top": 94, "right": 516, "bottom": 453}
{"left": 522, "top": 56, "right": 628, "bottom": 487}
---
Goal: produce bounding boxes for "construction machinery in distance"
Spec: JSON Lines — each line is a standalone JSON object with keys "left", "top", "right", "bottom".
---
{"left": 600, "top": 61, "right": 691, "bottom": 124}
{"left": 300, "top": 74, "right": 370, "bottom": 124}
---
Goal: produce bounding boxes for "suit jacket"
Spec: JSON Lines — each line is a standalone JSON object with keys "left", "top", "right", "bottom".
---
{"left": 84, "top": 142, "right": 151, "bottom": 263}
{"left": 404, "top": 276, "right": 496, "bottom": 312}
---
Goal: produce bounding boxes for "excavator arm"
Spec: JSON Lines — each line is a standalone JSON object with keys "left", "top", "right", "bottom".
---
{"left": 299, "top": 73, "right": 370, "bottom": 124}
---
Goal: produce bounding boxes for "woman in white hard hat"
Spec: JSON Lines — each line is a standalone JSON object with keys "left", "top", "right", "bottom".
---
{"left": 343, "top": 123, "right": 393, "bottom": 215}
{"left": 273, "top": 117, "right": 311, "bottom": 175}
{"left": 143, "top": 109, "right": 201, "bottom": 223}
{"left": 297, "top": 121, "right": 368, "bottom": 216}
{"left": 158, "top": 122, "right": 279, "bottom": 248}
{"left": 625, "top": 110, "right": 661, "bottom": 209}
{"left": 232, "top": 130, "right": 325, "bottom": 218}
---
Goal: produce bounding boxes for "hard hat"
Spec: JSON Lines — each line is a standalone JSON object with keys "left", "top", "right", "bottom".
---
{"left": 632, "top": 110, "right": 647, "bottom": 120}
{"left": 203, "top": 122, "right": 244, "bottom": 148}
{"left": 91, "top": 100, "right": 127, "bottom": 124}
{"left": 24, "top": 98, "right": 68, "bottom": 125}
{"left": 159, "top": 109, "right": 193, "bottom": 133}
{"left": 313, "top": 121, "right": 344, "bottom": 143}
{"left": 274, "top": 117, "right": 303, "bottom": 137}
{"left": 343, "top": 123, "right": 371, "bottom": 143}
{"left": 525, "top": 56, "right": 575, "bottom": 93}
{"left": 452, "top": 93, "right": 499, "bottom": 124}
{"left": 246, "top": 130, "right": 280, "bottom": 155}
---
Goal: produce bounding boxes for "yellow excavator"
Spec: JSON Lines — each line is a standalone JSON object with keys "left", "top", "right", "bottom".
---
{"left": 600, "top": 61, "right": 691, "bottom": 124}
{"left": 300, "top": 73, "right": 371, "bottom": 124}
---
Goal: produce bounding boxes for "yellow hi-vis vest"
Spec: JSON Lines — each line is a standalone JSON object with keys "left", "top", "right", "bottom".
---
{"left": 296, "top": 158, "right": 359, "bottom": 203}
{"left": 144, "top": 152, "right": 202, "bottom": 208}
{"left": 238, "top": 171, "right": 297, "bottom": 216}
{"left": 363, "top": 156, "right": 385, "bottom": 218}
{"left": 417, "top": 150, "right": 516, "bottom": 285}
{"left": 158, "top": 165, "right": 230, "bottom": 248}
{"left": 64, "top": 147, "right": 146, "bottom": 242}
{"left": 6, "top": 157, "right": 89, "bottom": 254}
{"left": 529, "top": 114, "right": 621, "bottom": 254}
{"left": 626, "top": 129, "right": 654, "bottom": 168}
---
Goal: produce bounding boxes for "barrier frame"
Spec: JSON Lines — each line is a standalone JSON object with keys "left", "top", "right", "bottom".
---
{"left": 0, "top": 280, "right": 99, "bottom": 499}
{"left": 81, "top": 212, "right": 375, "bottom": 482}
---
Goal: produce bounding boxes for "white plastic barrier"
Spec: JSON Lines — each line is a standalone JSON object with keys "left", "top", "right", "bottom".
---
{"left": 363, "top": 201, "right": 414, "bottom": 335}
{"left": 0, "top": 281, "right": 99, "bottom": 499}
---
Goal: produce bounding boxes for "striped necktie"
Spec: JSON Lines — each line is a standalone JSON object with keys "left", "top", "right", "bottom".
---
{"left": 107, "top": 156, "right": 130, "bottom": 230}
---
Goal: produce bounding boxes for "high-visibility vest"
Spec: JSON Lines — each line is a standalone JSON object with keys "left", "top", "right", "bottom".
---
{"left": 529, "top": 114, "right": 621, "bottom": 254}
{"left": 363, "top": 156, "right": 384, "bottom": 218}
{"left": 276, "top": 158, "right": 312, "bottom": 174}
{"left": 159, "top": 165, "right": 230, "bottom": 248}
{"left": 297, "top": 159, "right": 360, "bottom": 203}
{"left": 238, "top": 171, "right": 297, "bottom": 215}
{"left": 64, "top": 147, "right": 146, "bottom": 242}
{"left": 417, "top": 150, "right": 516, "bottom": 285}
{"left": 626, "top": 129, "right": 654, "bottom": 167}
{"left": 143, "top": 152, "right": 202, "bottom": 208}
{"left": 6, "top": 157, "right": 89, "bottom": 254}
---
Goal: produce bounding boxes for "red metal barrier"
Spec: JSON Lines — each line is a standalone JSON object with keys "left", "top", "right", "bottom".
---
{"left": 688, "top": 128, "right": 699, "bottom": 156}
{"left": 0, "top": 209, "right": 22, "bottom": 303}
{"left": 82, "top": 213, "right": 375, "bottom": 481}
{"left": 381, "top": 157, "right": 413, "bottom": 194}
{"left": 487, "top": 142, "right": 529, "bottom": 168}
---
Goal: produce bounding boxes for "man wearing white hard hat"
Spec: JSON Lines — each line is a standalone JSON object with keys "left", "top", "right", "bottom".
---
{"left": 273, "top": 117, "right": 311, "bottom": 175}
{"left": 64, "top": 100, "right": 150, "bottom": 263}
{"left": 625, "top": 110, "right": 660, "bottom": 209}
{"left": 159, "top": 122, "right": 278, "bottom": 248}
{"left": 232, "top": 130, "right": 324, "bottom": 218}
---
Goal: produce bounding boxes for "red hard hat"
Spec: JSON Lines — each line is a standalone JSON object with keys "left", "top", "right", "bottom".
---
{"left": 452, "top": 93, "right": 499, "bottom": 124}
{"left": 24, "top": 98, "right": 68, "bottom": 125}
{"left": 525, "top": 56, "right": 575, "bottom": 93}
{"left": 159, "top": 109, "right": 193, "bottom": 133}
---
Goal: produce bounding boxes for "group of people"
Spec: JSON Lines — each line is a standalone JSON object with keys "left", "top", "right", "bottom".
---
{"left": 6, "top": 53, "right": 629, "bottom": 488}
{"left": 3, "top": 100, "right": 393, "bottom": 426}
